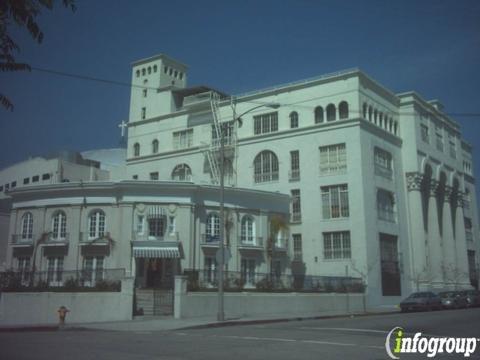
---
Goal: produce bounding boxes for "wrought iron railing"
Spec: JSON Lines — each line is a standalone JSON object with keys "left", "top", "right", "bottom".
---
{"left": 238, "top": 236, "right": 264, "bottom": 248}
{"left": 185, "top": 269, "right": 364, "bottom": 293}
{"left": 10, "top": 234, "right": 34, "bottom": 245}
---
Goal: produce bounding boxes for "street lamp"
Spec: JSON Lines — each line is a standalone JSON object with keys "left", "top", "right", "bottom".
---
{"left": 217, "top": 100, "right": 281, "bottom": 321}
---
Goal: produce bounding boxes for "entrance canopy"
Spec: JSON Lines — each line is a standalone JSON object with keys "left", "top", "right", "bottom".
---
{"left": 132, "top": 240, "right": 181, "bottom": 259}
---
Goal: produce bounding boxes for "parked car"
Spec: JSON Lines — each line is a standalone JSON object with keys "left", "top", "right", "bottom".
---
{"left": 459, "top": 290, "right": 480, "bottom": 307}
{"left": 400, "top": 292, "right": 442, "bottom": 312}
{"left": 438, "top": 291, "right": 469, "bottom": 309}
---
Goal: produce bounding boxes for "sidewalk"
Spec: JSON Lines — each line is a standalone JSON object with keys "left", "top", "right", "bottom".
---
{"left": 0, "top": 306, "right": 399, "bottom": 333}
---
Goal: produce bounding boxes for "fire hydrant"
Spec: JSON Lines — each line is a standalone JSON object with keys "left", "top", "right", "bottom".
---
{"left": 57, "top": 306, "right": 69, "bottom": 327}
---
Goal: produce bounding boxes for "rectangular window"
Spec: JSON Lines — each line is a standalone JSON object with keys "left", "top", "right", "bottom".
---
{"left": 377, "top": 189, "right": 396, "bottom": 222}
{"left": 42, "top": 173, "right": 51, "bottom": 181}
{"left": 323, "top": 231, "right": 351, "bottom": 260}
{"left": 293, "top": 234, "right": 302, "bottom": 261}
{"left": 5, "top": 184, "right": 9, "bottom": 190}
{"left": 143, "top": 89, "right": 147, "bottom": 98}
{"left": 253, "top": 112, "right": 278, "bottom": 135}
{"left": 150, "top": 172, "right": 159, "bottom": 180}
{"left": 319, "top": 143, "right": 347, "bottom": 175}
{"left": 0, "top": 185, "right": 3, "bottom": 192}
{"left": 321, "top": 184, "right": 349, "bottom": 219}
{"left": 465, "top": 217, "right": 473, "bottom": 242}
{"left": 149, "top": 218, "right": 165, "bottom": 237}
{"left": 137, "top": 215, "right": 144, "bottom": 234}
{"left": 11, "top": 181, "right": 16, "bottom": 188}
{"left": 448, "top": 133, "right": 456, "bottom": 159}
{"left": 291, "top": 189, "right": 302, "bottom": 222}
{"left": 241, "top": 258, "right": 256, "bottom": 285}
{"left": 289, "top": 150, "right": 300, "bottom": 181}
{"left": 23, "top": 178, "right": 30, "bottom": 185}
{"left": 17, "top": 257, "right": 31, "bottom": 284}
{"left": 168, "top": 216, "right": 176, "bottom": 235}
{"left": 132, "top": 175, "right": 138, "bottom": 180}
{"left": 421, "top": 124, "right": 429, "bottom": 143}
{"left": 47, "top": 256, "right": 64, "bottom": 286}
{"left": 204, "top": 257, "right": 217, "bottom": 284}
{"left": 374, "top": 147, "right": 393, "bottom": 179}
{"left": 173, "top": 129, "right": 193, "bottom": 150}
{"left": 32, "top": 175, "right": 39, "bottom": 182}
{"left": 141, "top": 107, "right": 146, "bottom": 120}
{"left": 83, "top": 256, "right": 104, "bottom": 286}
{"left": 211, "top": 122, "right": 234, "bottom": 146}
{"left": 435, "top": 125, "right": 443, "bottom": 152}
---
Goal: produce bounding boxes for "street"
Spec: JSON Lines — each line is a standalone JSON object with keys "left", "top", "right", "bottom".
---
{"left": 1, "top": 309, "right": 480, "bottom": 360}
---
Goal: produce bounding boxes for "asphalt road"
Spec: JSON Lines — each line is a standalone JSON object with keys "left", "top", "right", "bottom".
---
{"left": 1, "top": 308, "right": 480, "bottom": 360}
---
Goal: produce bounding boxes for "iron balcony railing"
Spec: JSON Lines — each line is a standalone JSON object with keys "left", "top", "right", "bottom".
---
{"left": 132, "top": 232, "right": 179, "bottom": 242}
{"left": 238, "top": 236, "right": 264, "bottom": 248}
{"left": 185, "top": 269, "right": 364, "bottom": 293}
{"left": 254, "top": 172, "right": 279, "bottom": 183}
{"left": 47, "top": 233, "right": 69, "bottom": 243}
{"left": 201, "top": 233, "right": 220, "bottom": 245}
{"left": 10, "top": 234, "right": 34, "bottom": 245}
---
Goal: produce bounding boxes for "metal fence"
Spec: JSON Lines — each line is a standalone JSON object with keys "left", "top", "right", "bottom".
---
{"left": 0, "top": 268, "right": 125, "bottom": 292}
{"left": 184, "top": 269, "right": 364, "bottom": 293}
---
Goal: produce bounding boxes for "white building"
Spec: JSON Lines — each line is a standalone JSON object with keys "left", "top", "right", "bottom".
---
{"left": 125, "top": 54, "right": 480, "bottom": 306}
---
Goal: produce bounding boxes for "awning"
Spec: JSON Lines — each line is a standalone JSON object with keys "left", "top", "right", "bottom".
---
{"left": 148, "top": 206, "right": 167, "bottom": 219}
{"left": 133, "top": 246, "right": 180, "bottom": 258}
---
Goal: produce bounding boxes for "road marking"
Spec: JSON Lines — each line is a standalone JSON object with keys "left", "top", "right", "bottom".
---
{"left": 301, "top": 339, "right": 356, "bottom": 347}
{"left": 299, "top": 327, "right": 388, "bottom": 334}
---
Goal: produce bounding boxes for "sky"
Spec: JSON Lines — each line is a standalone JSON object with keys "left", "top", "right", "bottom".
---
{"left": 1, "top": 0, "right": 480, "bottom": 191}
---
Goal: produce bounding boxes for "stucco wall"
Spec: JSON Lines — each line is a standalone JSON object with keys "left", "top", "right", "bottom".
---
{"left": 0, "top": 278, "right": 133, "bottom": 325}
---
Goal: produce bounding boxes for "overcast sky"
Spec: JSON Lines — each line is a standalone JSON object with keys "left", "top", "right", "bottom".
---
{"left": 1, "top": 0, "right": 479, "bottom": 190}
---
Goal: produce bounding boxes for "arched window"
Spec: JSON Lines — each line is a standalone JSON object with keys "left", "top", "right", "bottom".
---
{"left": 254, "top": 151, "right": 279, "bottom": 183}
{"left": 290, "top": 111, "right": 299, "bottom": 128}
{"left": 152, "top": 139, "right": 159, "bottom": 154}
{"left": 326, "top": 104, "right": 336, "bottom": 121}
{"left": 241, "top": 215, "right": 255, "bottom": 243}
{"left": 88, "top": 210, "right": 106, "bottom": 239}
{"left": 171, "top": 164, "right": 192, "bottom": 181}
{"left": 52, "top": 211, "right": 67, "bottom": 240}
{"left": 21, "top": 212, "right": 33, "bottom": 239}
{"left": 363, "top": 103, "right": 367, "bottom": 119}
{"left": 368, "top": 106, "right": 373, "bottom": 121}
{"left": 147, "top": 66, "right": 151, "bottom": 74}
{"left": 206, "top": 213, "right": 220, "bottom": 242}
{"left": 374, "top": 110, "right": 378, "bottom": 125}
{"left": 339, "top": 101, "right": 349, "bottom": 119}
{"left": 141, "top": 68, "right": 146, "bottom": 76}
{"left": 136, "top": 70, "right": 140, "bottom": 77}
{"left": 314, "top": 106, "right": 324, "bottom": 124}
{"left": 377, "top": 189, "right": 396, "bottom": 222}
{"left": 153, "top": 65, "right": 157, "bottom": 72}
{"left": 133, "top": 143, "right": 140, "bottom": 157}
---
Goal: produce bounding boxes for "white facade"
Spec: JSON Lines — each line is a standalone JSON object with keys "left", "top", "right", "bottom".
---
{"left": 125, "top": 54, "right": 480, "bottom": 306}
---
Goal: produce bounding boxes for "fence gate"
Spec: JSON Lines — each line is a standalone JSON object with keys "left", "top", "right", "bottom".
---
{"left": 153, "top": 289, "right": 174, "bottom": 315}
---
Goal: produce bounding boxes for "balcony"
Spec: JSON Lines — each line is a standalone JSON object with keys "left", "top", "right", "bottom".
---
{"left": 45, "top": 233, "right": 69, "bottom": 245}
{"left": 271, "top": 238, "right": 288, "bottom": 252}
{"left": 200, "top": 233, "right": 220, "bottom": 247}
{"left": 238, "top": 236, "right": 264, "bottom": 250}
{"left": 288, "top": 169, "right": 300, "bottom": 182}
{"left": 10, "top": 234, "right": 34, "bottom": 246}
{"left": 132, "top": 231, "right": 179, "bottom": 242}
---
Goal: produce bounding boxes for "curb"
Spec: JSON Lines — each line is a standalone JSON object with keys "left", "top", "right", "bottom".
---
{"left": 0, "top": 325, "right": 59, "bottom": 333}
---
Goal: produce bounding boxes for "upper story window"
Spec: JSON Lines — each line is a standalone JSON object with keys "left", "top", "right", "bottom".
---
{"left": 149, "top": 217, "right": 165, "bottom": 238}
{"left": 421, "top": 124, "right": 429, "bottom": 143}
{"left": 291, "top": 189, "right": 302, "bottom": 223}
{"left": 32, "top": 175, "right": 39, "bottom": 182}
{"left": 153, "top": 65, "right": 157, "bottom": 72}
{"left": 173, "top": 129, "right": 193, "bottom": 150}
{"left": 143, "top": 88, "right": 147, "bottom": 98}
{"left": 321, "top": 184, "right": 349, "bottom": 219}
{"left": 52, "top": 211, "right": 67, "bottom": 240}
{"left": 448, "top": 133, "right": 456, "bottom": 159}
{"left": 319, "top": 143, "right": 347, "bottom": 175}
{"left": 463, "top": 160, "right": 473, "bottom": 176}
{"left": 253, "top": 112, "right": 278, "bottom": 135}
{"left": 323, "top": 231, "right": 351, "bottom": 260}
{"left": 206, "top": 213, "right": 220, "bottom": 242}
{"left": 374, "top": 147, "right": 393, "bottom": 179}
{"left": 289, "top": 150, "right": 300, "bottom": 182}
{"left": 136, "top": 70, "right": 140, "bottom": 77}
{"left": 290, "top": 111, "right": 299, "bottom": 128}
{"left": 314, "top": 106, "right": 324, "bottom": 123}
{"left": 133, "top": 143, "right": 140, "bottom": 157}
{"left": 338, "top": 101, "right": 349, "bottom": 119}
{"left": 171, "top": 164, "right": 192, "bottom": 181}
{"left": 326, "top": 104, "right": 336, "bottom": 122}
{"left": 377, "top": 189, "right": 396, "bottom": 222}
{"left": 141, "top": 107, "right": 146, "bottom": 120}
{"left": 88, "top": 210, "right": 106, "bottom": 239}
{"left": 293, "top": 234, "right": 302, "bottom": 261}
{"left": 152, "top": 139, "right": 159, "bottom": 154}
{"left": 435, "top": 125, "right": 444, "bottom": 152}
{"left": 21, "top": 212, "right": 33, "bottom": 239}
{"left": 241, "top": 215, "right": 255, "bottom": 243}
{"left": 23, "top": 177, "right": 30, "bottom": 185}
{"left": 150, "top": 172, "right": 159, "bottom": 180}
{"left": 253, "top": 150, "right": 279, "bottom": 183}
{"left": 211, "top": 121, "right": 234, "bottom": 146}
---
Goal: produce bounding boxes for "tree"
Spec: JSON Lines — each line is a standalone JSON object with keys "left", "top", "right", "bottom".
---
{"left": 350, "top": 259, "right": 378, "bottom": 312}
{"left": 0, "top": 0, "right": 76, "bottom": 111}
{"left": 267, "top": 214, "right": 289, "bottom": 277}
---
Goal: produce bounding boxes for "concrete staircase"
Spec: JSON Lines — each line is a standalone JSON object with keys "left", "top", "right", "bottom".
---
{"left": 136, "top": 289, "right": 155, "bottom": 316}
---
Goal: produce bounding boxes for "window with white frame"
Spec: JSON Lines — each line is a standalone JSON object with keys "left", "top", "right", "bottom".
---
{"left": 152, "top": 139, "right": 159, "bottom": 153}
{"left": 374, "top": 147, "right": 393, "bottom": 179}
{"left": 133, "top": 143, "right": 140, "bottom": 157}
{"left": 47, "top": 256, "right": 64, "bottom": 286}
{"left": 291, "top": 189, "right": 301, "bottom": 222}
{"left": 137, "top": 215, "right": 145, "bottom": 234}
{"left": 206, "top": 213, "right": 220, "bottom": 242}
{"left": 171, "top": 164, "right": 192, "bottom": 181}
{"left": 21, "top": 212, "right": 33, "bottom": 239}
{"left": 88, "top": 210, "right": 106, "bottom": 239}
{"left": 82, "top": 256, "right": 104, "bottom": 285}
{"left": 253, "top": 151, "right": 279, "bottom": 183}
{"left": 289, "top": 150, "right": 300, "bottom": 181}
{"left": 421, "top": 124, "right": 429, "bottom": 143}
{"left": 204, "top": 257, "right": 217, "bottom": 284}
{"left": 241, "top": 258, "right": 256, "bottom": 286}
{"left": 241, "top": 215, "right": 255, "bottom": 243}
{"left": 293, "top": 234, "right": 302, "bottom": 261}
{"left": 17, "top": 257, "right": 31, "bottom": 284}
{"left": 168, "top": 216, "right": 176, "bottom": 235}
{"left": 314, "top": 106, "right": 324, "bottom": 123}
{"left": 323, "top": 231, "right": 351, "bottom": 260}
{"left": 52, "top": 211, "right": 67, "bottom": 239}
{"left": 321, "top": 184, "right": 349, "bottom": 219}
{"left": 148, "top": 217, "right": 165, "bottom": 238}
{"left": 173, "top": 129, "right": 193, "bottom": 150}
{"left": 377, "top": 189, "right": 396, "bottom": 222}
{"left": 253, "top": 112, "right": 278, "bottom": 135}
{"left": 319, "top": 143, "right": 346, "bottom": 175}
{"left": 211, "top": 121, "right": 234, "bottom": 146}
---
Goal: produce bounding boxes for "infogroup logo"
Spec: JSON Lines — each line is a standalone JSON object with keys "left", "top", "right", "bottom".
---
{"left": 385, "top": 327, "right": 479, "bottom": 358}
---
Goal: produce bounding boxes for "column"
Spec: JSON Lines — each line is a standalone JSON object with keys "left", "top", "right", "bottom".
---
{"left": 441, "top": 186, "right": 456, "bottom": 288}
{"left": 427, "top": 179, "right": 444, "bottom": 288}
{"left": 405, "top": 172, "right": 427, "bottom": 291}
{"left": 454, "top": 193, "right": 471, "bottom": 288}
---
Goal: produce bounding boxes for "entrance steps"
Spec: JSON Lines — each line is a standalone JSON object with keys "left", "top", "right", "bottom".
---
{"left": 135, "top": 289, "right": 173, "bottom": 316}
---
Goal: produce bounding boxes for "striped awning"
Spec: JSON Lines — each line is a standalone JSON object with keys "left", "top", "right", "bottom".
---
{"left": 147, "top": 206, "right": 167, "bottom": 219}
{"left": 133, "top": 246, "right": 180, "bottom": 258}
